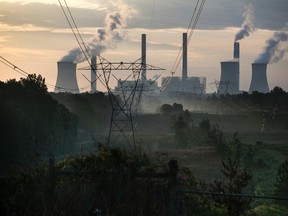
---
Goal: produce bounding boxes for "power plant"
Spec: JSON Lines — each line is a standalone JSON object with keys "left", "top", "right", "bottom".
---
{"left": 54, "top": 34, "right": 273, "bottom": 95}
{"left": 54, "top": 61, "right": 79, "bottom": 93}
{"left": 249, "top": 63, "right": 269, "bottom": 93}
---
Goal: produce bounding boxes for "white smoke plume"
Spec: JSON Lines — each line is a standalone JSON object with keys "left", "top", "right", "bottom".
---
{"left": 234, "top": 4, "right": 255, "bottom": 42}
{"left": 61, "top": 2, "right": 137, "bottom": 63}
{"left": 255, "top": 24, "right": 288, "bottom": 64}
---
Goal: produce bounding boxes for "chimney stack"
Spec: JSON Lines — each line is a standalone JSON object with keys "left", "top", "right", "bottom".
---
{"left": 234, "top": 42, "right": 240, "bottom": 59}
{"left": 182, "top": 32, "right": 188, "bottom": 81}
{"left": 141, "top": 34, "right": 146, "bottom": 81}
{"left": 91, "top": 56, "right": 97, "bottom": 92}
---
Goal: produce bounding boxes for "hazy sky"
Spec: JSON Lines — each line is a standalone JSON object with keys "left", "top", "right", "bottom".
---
{"left": 0, "top": 0, "right": 287, "bottom": 93}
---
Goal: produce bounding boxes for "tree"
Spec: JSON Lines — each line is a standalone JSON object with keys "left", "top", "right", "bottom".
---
{"left": 210, "top": 159, "right": 252, "bottom": 216}
{"left": 0, "top": 74, "right": 77, "bottom": 173}
{"left": 275, "top": 160, "right": 288, "bottom": 205}
{"left": 160, "top": 104, "right": 173, "bottom": 115}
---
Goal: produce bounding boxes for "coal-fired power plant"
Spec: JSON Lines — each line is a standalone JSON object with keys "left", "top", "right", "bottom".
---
{"left": 249, "top": 63, "right": 269, "bottom": 93}
{"left": 54, "top": 61, "right": 79, "bottom": 93}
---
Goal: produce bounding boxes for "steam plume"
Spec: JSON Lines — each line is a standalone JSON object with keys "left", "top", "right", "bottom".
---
{"left": 235, "top": 4, "right": 255, "bottom": 42}
{"left": 61, "top": 2, "right": 136, "bottom": 63}
{"left": 255, "top": 24, "right": 288, "bottom": 64}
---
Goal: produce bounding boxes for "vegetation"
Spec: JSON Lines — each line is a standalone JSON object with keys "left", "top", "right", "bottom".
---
{"left": 0, "top": 74, "right": 77, "bottom": 173}
{"left": 1, "top": 77, "right": 288, "bottom": 215}
{"left": 0, "top": 144, "right": 255, "bottom": 216}
{"left": 275, "top": 160, "right": 288, "bottom": 206}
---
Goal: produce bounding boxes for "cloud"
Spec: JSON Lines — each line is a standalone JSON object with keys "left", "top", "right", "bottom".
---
{"left": 1, "top": 0, "right": 287, "bottom": 32}
{"left": 0, "top": 22, "right": 51, "bottom": 32}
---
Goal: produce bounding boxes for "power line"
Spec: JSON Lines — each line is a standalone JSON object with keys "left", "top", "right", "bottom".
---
{"left": 58, "top": 0, "right": 106, "bottom": 89}
{"left": 159, "top": 0, "right": 206, "bottom": 93}
{"left": 0, "top": 56, "right": 90, "bottom": 92}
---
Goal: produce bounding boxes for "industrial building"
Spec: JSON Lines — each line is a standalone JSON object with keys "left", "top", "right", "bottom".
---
{"left": 160, "top": 32, "right": 207, "bottom": 96}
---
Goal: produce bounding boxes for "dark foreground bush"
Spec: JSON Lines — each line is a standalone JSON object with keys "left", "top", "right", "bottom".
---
{"left": 0, "top": 145, "right": 257, "bottom": 216}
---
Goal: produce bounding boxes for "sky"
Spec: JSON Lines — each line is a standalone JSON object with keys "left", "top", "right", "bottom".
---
{"left": 0, "top": 0, "right": 287, "bottom": 93}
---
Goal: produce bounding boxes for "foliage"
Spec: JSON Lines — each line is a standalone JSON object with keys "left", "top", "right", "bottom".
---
{"left": 160, "top": 102, "right": 183, "bottom": 115}
{"left": 0, "top": 144, "right": 255, "bottom": 216}
{"left": 274, "top": 160, "right": 288, "bottom": 206}
{"left": 0, "top": 145, "right": 171, "bottom": 215}
{"left": 251, "top": 204, "right": 288, "bottom": 216}
{"left": 0, "top": 74, "right": 77, "bottom": 173}
{"left": 210, "top": 159, "right": 253, "bottom": 216}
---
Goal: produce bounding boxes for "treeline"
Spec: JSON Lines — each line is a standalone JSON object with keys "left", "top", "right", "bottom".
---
{"left": 0, "top": 74, "right": 77, "bottom": 173}
{"left": 50, "top": 91, "right": 111, "bottom": 133}
{"left": 167, "top": 87, "right": 288, "bottom": 116}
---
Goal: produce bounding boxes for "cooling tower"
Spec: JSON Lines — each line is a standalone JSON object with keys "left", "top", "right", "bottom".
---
{"left": 141, "top": 34, "right": 146, "bottom": 81}
{"left": 219, "top": 61, "right": 240, "bottom": 95}
{"left": 249, "top": 63, "right": 269, "bottom": 93}
{"left": 54, "top": 61, "right": 79, "bottom": 93}
{"left": 91, "top": 56, "right": 97, "bottom": 92}
{"left": 234, "top": 42, "right": 240, "bottom": 59}
{"left": 182, "top": 32, "right": 188, "bottom": 81}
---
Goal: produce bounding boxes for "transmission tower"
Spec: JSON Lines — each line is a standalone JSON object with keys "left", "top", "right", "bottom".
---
{"left": 80, "top": 55, "right": 165, "bottom": 148}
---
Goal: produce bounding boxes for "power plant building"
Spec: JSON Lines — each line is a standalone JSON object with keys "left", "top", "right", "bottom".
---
{"left": 160, "top": 32, "right": 207, "bottom": 96}
{"left": 54, "top": 61, "right": 79, "bottom": 93}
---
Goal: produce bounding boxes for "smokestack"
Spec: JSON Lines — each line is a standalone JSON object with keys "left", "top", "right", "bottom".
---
{"left": 182, "top": 32, "right": 188, "bottom": 81}
{"left": 55, "top": 61, "right": 79, "bottom": 93}
{"left": 234, "top": 42, "right": 240, "bottom": 59}
{"left": 141, "top": 34, "right": 146, "bottom": 81}
{"left": 91, "top": 56, "right": 97, "bottom": 92}
{"left": 249, "top": 63, "right": 269, "bottom": 93}
{"left": 219, "top": 61, "right": 240, "bottom": 95}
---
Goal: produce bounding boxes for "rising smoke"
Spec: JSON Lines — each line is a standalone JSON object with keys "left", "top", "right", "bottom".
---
{"left": 235, "top": 4, "right": 255, "bottom": 42}
{"left": 61, "top": 2, "right": 137, "bottom": 63}
{"left": 255, "top": 24, "right": 288, "bottom": 64}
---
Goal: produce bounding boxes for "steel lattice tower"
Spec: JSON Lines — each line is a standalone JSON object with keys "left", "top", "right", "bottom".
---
{"left": 80, "top": 55, "right": 165, "bottom": 148}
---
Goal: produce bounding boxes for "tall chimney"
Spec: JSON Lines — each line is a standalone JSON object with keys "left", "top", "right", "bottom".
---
{"left": 234, "top": 42, "right": 240, "bottom": 59}
{"left": 249, "top": 63, "right": 269, "bottom": 93}
{"left": 141, "top": 34, "right": 146, "bottom": 81}
{"left": 91, "top": 56, "right": 97, "bottom": 92}
{"left": 182, "top": 32, "right": 188, "bottom": 81}
{"left": 55, "top": 61, "right": 79, "bottom": 93}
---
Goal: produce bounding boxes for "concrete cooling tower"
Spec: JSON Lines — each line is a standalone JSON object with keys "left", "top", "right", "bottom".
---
{"left": 249, "top": 63, "right": 269, "bottom": 93}
{"left": 219, "top": 61, "right": 240, "bottom": 95}
{"left": 54, "top": 61, "right": 79, "bottom": 93}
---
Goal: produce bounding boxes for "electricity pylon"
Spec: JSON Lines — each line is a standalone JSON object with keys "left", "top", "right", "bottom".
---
{"left": 80, "top": 55, "right": 165, "bottom": 148}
